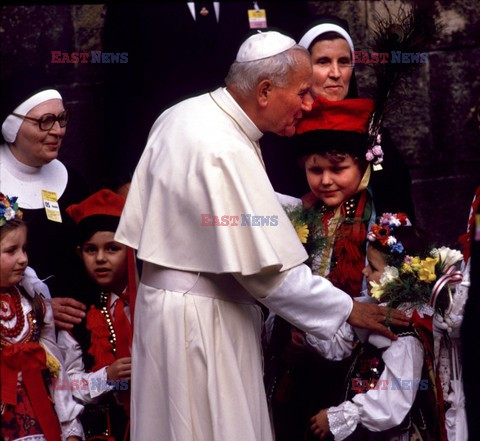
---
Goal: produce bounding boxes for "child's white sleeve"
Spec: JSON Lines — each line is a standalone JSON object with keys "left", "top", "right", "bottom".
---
{"left": 39, "top": 298, "right": 85, "bottom": 440}
{"left": 304, "top": 322, "right": 356, "bottom": 360}
{"left": 327, "top": 336, "right": 424, "bottom": 441}
{"left": 57, "top": 330, "right": 114, "bottom": 404}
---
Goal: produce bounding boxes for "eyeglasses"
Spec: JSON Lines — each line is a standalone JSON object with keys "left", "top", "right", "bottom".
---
{"left": 12, "top": 109, "right": 70, "bottom": 131}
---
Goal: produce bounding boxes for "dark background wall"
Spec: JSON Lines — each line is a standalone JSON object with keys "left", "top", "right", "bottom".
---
{"left": 1, "top": 1, "right": 479, "bottom": 248}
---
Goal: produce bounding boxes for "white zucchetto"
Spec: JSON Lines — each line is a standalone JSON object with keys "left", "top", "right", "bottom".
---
{"left": 236, "top": 31, "right": 296, "bottom": 63}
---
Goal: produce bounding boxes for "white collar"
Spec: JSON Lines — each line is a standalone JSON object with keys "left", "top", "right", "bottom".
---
{"left": 0, "top": 144, "right": 68, "bottom": 209}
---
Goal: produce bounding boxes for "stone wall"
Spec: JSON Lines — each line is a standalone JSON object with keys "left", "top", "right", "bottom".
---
{"left": 1, "top": 1, "right": 479, "bottom": 247}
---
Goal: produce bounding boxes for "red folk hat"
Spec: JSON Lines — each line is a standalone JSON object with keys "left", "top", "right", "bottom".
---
{"left": 297, "top": 97, "right": 375, "bottom": 134}
{"left": 295, "top": 97, "right": 375, "bottom": 159}
{"left": 66, "top": 189, "right": 125, "bottom": 224}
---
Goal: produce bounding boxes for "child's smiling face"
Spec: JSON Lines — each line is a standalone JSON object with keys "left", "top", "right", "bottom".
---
{"left": 78, "top": 231, "right": 128, "bottom": 295}
{"left": 305, "top": 153, "right": 363, "bottom": 208}
{"left": 362, "top": 246, "right": 388, "bottom": 295}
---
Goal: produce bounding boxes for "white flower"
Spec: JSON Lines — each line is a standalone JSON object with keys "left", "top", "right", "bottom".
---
{"left": 4, "top": 207, "right": 15, "bottom": 220}
{"left": 387, "top": 235, "right": 398, "bottom": 246}
{"left": 366, "top": 150, "right": 374, "bottom": 161}
{"left": 431, "top": 247, "right": 463, "bottom": 272}
{"left": 367, "top": 231, "right": 376, "bottom": 242}
{"left": 379, "top": 266, "right": 399, "bottom": 285}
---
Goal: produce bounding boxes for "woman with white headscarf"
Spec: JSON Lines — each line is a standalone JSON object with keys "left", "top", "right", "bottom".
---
{"left": 0, "top": 70, "right": 89, "bottom": 313}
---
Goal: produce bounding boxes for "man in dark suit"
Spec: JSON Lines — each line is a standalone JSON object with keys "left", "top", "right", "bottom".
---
{"left": 102, "top": 2, "right": 314, "bottom": 190}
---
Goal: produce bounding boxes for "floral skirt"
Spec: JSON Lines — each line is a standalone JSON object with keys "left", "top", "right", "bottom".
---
{"left": 1, "top": 385, "right": 44, "bottom": 441}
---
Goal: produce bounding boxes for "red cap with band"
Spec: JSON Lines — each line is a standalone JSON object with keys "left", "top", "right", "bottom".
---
{"left": 66, "top": 189, "right": 125, "bottom": 224}
{"left": 297, "top": 96, "right": 375, "bottom": 135}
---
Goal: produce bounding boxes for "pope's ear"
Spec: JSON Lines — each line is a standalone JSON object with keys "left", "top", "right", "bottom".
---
{"left": 76, "top": 245, "right": 82, "bottom": 257}
{"left": 257, "top": 79, "right": 272, "bottom": 107}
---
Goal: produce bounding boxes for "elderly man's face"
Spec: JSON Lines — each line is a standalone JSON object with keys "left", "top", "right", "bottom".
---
{"left": 266, "top": 53, "right": 313, "bottom": 137}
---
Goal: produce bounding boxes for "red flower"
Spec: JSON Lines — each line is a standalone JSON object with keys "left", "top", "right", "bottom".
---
{"left": 370, "top": 224, "right": 391, "bottom": 246}
{"left": 396, "top": 213, "right": 408, "bottom": 225}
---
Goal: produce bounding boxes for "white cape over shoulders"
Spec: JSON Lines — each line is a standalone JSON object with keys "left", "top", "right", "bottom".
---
{"left": 116, "top": 87, "right": 307, "bottom": 275}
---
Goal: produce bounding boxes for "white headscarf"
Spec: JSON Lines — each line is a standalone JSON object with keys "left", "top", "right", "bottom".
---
{"left": 1, "top": 89, "right": 62, "bottom": 143}
{"left": 298, "top": 23, "right": 354, "bottom": 54}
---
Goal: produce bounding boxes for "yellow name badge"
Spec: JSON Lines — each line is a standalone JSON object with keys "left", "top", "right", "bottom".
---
{"left": 248, "top": 9, "right": 267, "bottom": 29}
{"left": 41, "top": 190, "right": 62, "bottom": 223}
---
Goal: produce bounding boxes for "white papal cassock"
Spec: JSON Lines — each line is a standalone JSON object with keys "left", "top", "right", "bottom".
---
{"left": 115, "top": 87, "right": 354, "bottom": 441}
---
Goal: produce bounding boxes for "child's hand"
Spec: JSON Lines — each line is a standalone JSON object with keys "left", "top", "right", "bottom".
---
{"left": 106, "top": 357, "right": 132, "bottom": 381}
{"left": 310, "top": 408, "right": 331, "bottom": 439}
{"left": 51, "top": 297, "right": 86, "bottom": 330}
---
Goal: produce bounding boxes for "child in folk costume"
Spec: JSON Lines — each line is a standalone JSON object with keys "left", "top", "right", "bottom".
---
{"left": 56, "top": 189, "right": 136, "bottom": 441}
{"left": 267, "top": 97, "right": 383, "bottom": 441}
{"left": 0, "top": 193, "right": 84, "bottom": 441}
{"left": 310, "top": 212, "right": 461, "bottom": 440}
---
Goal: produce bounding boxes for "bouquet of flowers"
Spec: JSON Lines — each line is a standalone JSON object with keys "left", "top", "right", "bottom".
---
{"left": 283, "top": 204, "right": 327, "bottom": 274}
{"left": 367, "top": 213, "right": 464, "bottom": 310}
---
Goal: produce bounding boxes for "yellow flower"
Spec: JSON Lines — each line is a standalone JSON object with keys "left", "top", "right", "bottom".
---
{"left": 401, "top": 262, "right": 413, "bottom": 274}
{"left": 410, "top": 256, "right": 421, "bottom": 271}
{"left": 294, "top": 223, "right": 309, "bottom": 244}
{"left": 369, "top": 281, "right": 384, "bottom": 301}
{"left": 418, "top": 257, "right": 439, "bottom": 282}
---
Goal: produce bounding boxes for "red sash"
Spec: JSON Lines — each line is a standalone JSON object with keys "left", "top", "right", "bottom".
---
{"left": 1, "top": 342, "right": 62, "bottom": 441}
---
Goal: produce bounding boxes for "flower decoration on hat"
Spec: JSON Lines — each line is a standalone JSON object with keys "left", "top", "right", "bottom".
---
{"left": 367, "top": 212, "right": 410, "bottom": 254}
{"left": 365, "top": 133, "right": 384, "bottom": 167}
{"left": 0, "top": 193, "right": 23, "bottom": 226}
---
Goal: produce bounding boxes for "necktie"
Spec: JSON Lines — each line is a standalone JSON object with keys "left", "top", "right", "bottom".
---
{"left": 194, "top": 2, "right": 218, "bottom": 54}
{"left": 195, "top": 2, "right": 217, "bottom": 26}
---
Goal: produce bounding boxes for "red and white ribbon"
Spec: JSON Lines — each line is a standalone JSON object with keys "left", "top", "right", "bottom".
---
{"left": 430, "top": 265, "right": 463, "bottom": 308}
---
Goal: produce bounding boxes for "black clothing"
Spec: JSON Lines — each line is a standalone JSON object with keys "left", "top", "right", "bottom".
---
{"left": 21, "top": 164, "right": 89, "bottom": 298}
{"left": 101, "top": 2, "right": 314, "bottom": 188}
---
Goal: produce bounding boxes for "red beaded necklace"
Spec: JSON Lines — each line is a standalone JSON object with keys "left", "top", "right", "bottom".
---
{"left": 0, "top": 287, "right": 25, "bottom": 338}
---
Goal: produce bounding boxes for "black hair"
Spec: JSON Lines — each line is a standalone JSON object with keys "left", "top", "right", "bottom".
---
{"left": 75, "top": 215, "right": 120, "bottom": 246}
{"left": 295, "top": 129, "right": 369, "bottom": 172}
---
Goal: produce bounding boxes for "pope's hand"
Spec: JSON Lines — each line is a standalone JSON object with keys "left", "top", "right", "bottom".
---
{"left": 51, "top": 297, "right": 86, "bottom": 330}
{"left": 347, "top": 302, "right": 410, "bottom": 340}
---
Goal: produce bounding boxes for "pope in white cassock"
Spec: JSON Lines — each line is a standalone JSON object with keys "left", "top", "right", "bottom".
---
{"left": 115, "top": 31, "right": 409, "bottom": 441}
